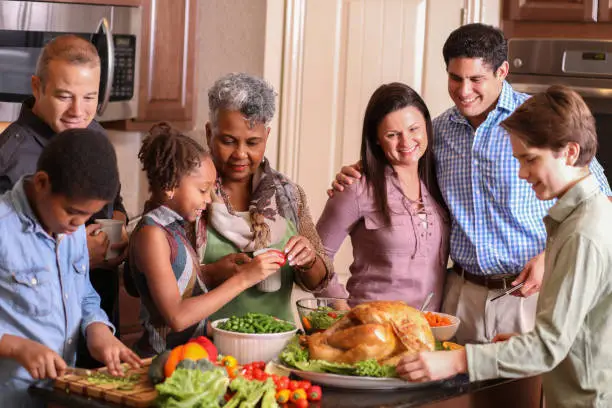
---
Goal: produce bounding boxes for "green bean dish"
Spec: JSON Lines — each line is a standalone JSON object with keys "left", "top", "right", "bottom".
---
{"left": 218, "top": 313, "right": 296, "bottom": 334}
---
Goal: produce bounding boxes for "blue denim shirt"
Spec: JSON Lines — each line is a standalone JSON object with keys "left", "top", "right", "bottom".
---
{"left": 0, "top": 177, "right": 113, "bottom": 407}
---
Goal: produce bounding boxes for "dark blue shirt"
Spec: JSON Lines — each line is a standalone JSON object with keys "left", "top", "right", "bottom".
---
{"left": 0, "top": 98, "right": 126, "bottom": 221}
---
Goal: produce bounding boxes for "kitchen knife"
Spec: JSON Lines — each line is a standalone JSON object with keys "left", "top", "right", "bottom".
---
{"left": 489, "top": 282, "right": 525, "bottom": 302}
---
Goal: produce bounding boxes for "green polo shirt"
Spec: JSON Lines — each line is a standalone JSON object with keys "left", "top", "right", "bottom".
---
{"left": 467, "top": 175, "right": 612, "bottom": 407}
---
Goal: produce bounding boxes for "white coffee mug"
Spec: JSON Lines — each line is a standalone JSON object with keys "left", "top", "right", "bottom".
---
{"left": 253, "top": 248, "right": 284, "bottom": 292}
{"left": 94, "top": 219, "right": 124, "bottom": 260}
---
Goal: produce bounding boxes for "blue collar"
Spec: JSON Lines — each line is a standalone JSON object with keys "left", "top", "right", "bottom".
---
{"left": 9, "top": 176, "right": 48, "bottom": 235}
{"left": 449, "top": 80, "right": 517, "bottom": 124}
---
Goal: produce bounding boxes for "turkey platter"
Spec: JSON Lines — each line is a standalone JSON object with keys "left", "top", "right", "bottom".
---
{"left": 304, "top": 301, "right": 435, "bottom": 366}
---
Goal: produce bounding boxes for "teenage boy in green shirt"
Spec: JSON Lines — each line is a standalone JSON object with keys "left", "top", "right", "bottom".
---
{"left": 397, "top": 85, "right": 612, "bottom": 407}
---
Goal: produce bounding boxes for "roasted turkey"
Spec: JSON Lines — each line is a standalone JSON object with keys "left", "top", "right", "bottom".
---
{"left": 303, "top": 301, "right": 435, "bottom": 365}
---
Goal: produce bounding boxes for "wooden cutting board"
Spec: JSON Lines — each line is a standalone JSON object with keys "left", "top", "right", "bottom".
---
{"left": 54, "top": 358, "right": 157, "bottom": 407}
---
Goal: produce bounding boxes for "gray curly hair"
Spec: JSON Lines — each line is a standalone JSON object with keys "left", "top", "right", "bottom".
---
{"left": 208, "top": 72, "right": 277, "bottom": 130}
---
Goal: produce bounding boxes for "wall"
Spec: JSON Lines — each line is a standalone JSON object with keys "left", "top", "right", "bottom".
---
{"left": 192, "top": 0, "right": 267, "bottom": 146}
{"left": 107, "top": 0, "right": 275, "bottom": 219}
{"left": 279, "top": 0, "right": 502, "bottom": 293}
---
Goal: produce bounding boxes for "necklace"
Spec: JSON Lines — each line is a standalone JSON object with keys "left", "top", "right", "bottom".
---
{"left": 217, "top": 179, "right": 237, "bottom": 215}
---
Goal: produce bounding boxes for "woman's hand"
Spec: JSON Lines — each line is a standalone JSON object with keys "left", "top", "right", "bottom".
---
{"left": 284, "top": 235, "right": 317, "bottom": 269}
{"left": 86, "top": 323, "right": 142, "bottom": 376}
{"left": 1, "top": 334, "right": 67, "bottom": 380}
{"left": 396, "top": 350, "right": 467, "bottom": 382}
{"left": 237, "top": 251, "right": 284, "bottom": 285}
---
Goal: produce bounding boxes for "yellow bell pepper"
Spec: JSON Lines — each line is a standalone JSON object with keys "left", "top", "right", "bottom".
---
{"left": 220, "top": 355, "right": 238, "bottom": 369}
{"left": 164, "top": 342, "right": 209, "bottom": 378}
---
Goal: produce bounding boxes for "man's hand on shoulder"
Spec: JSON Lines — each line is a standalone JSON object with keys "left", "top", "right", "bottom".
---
{"left": 327, "top": 161, "right": 363, "bottom": 198}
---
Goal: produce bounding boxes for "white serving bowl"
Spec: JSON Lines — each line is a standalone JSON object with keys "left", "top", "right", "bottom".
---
{"left": 211, "top": 318, "right": 298, "bottom": 364}
{"left": 427, "top": 312, "right": 461, "bottom": 341}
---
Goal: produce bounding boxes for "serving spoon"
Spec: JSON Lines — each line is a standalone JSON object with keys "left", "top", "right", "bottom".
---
{"left": 419, "top": 292, "right": 434, "bottom": 312}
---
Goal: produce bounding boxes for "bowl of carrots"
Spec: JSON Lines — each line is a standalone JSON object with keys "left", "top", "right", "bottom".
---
{"left": 423, "top": 311, "right": 460, "bottom": 341}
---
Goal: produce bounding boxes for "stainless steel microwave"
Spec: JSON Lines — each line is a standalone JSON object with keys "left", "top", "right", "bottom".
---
{"left": 0, "top": 0, "right": 141, "bottom": 122}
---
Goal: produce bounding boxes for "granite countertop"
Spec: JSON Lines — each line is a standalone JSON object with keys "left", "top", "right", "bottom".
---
{"left": 30, "top": 375, "right": 521, "bottom": 408}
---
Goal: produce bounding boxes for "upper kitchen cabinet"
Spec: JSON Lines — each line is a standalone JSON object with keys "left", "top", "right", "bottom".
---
{"left": 503, "top": 0, "right": 612, "bottom": 38}
{"left": 599, "top": 0, "right": 612, "bottom": 21}
{"left": 136, "top": 0, "right": 196, "bottom": 128}
{"left": 505, "top": 0, "right": 597, "bottom": 22}
{"left": 101, "top": 0, "right": 197, "bottom": 131}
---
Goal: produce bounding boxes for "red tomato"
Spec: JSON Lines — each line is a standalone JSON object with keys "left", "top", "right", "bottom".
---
{"left": 327, "top": 312, "right": 338, "bottom": 318}
{"left": 288, "top": 380, "right": 300, "bottom": 391}
{"left": 307, "top": 385, "right": 322, "bottom": 401}
{"left": 294, "top": 399, "right": 309, "bottom": 408}
{"left": 297, "top": 380, "right": 311, "bottom": 391}
{"left": 277, "top": 376, "right": 290, "bottom": 390}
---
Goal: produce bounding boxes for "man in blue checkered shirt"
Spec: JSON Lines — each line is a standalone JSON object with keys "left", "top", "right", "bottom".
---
{"left": 329, "top": 24, "right": 612, "bottom": 344}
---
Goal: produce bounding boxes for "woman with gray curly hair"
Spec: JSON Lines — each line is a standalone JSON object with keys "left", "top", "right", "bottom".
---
{"left": 197, "top": 73, "right": 333, "bottom": 323}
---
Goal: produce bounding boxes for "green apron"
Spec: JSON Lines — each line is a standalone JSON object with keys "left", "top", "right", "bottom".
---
{"left": 204, "top": 220, "right": 298, "bottom": 323}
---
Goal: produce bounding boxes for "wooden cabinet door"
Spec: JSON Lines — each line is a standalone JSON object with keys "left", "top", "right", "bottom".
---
{"left": 507, "top": 0, "right": 598, "bottom": 22}
{"left": 599, "top": 0, "right": 612, "bottom": 21}
{"left": 137, "top": 0, "right": 196, "bottom": 124}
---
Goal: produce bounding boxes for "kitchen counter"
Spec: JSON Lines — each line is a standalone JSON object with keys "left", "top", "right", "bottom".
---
{"left": 31, "top": 374, "right": 542, "bottom": 408}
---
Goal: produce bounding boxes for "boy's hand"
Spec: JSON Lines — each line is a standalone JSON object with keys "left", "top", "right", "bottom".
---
{"left": 512, "top": 252, "right": 545, "bottom": 297}
{"left": 1, "top": 335, "right": 67, "bottom": 379}
{"left": 396, "top": 349, "right": 467, "bottom": 382}
{"left": 86, "top": 323, "right": 142, "bottom": 376}
{"left": 327, "top": 161, "right": 362, "bottom": 197}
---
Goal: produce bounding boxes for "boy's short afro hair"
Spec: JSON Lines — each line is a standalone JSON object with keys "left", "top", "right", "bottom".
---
{"left": 37, "top": 128, "right": 119, "bottom": 201}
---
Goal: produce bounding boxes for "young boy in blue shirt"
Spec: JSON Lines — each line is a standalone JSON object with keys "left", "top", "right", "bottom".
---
{"left": 0, "top": 128, "right": 141, "bottom": 407}
{"left": 397, "top": 85, "right": 612, "bottom": 407}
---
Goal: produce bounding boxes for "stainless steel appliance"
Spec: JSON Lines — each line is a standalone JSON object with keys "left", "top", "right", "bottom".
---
{"left": 508, "top": 38, "right": 612, "bottom": 182}
{"left": 0, "top": 1, "right": 141, "bottom": 122}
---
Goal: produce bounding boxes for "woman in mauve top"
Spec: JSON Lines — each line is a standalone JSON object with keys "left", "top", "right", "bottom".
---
{"left": 316, "top": 83, "right": 450, "bottom": 311}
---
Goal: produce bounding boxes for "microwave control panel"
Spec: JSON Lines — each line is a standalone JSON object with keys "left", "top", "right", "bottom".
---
{"left": 110, "top": 34, "right": 136, "bottom": 102}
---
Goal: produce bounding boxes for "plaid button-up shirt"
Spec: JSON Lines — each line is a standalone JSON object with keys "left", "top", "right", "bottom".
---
{"left": 433, "top": 81, "right": 611, "bottom": 276}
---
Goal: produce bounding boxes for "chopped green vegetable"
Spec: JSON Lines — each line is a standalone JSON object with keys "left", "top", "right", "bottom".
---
{"left": 218, "top": 313, "right": 295, "bottom": 334}
{"left": 85, "top": 372, "right": 141, "bottom": 390}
